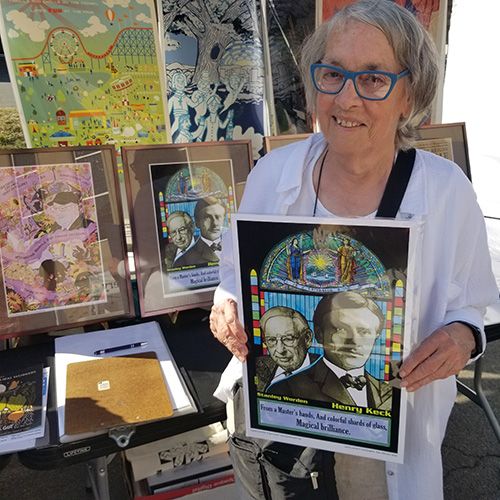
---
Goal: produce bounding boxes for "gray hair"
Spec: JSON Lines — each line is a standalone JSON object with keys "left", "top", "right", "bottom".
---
{"left": 167, "top": 211, "right": 193, "bottom": 230}
{"left": 261, "top": 306, "right": 311, "bottom": 338}
{"left": 300, "top": 0, "right": 439, "bottom": 150}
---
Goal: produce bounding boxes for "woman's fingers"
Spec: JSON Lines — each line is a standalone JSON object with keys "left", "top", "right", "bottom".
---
{"left": 224, "top": 299, "right": 247, "bottom": 343}
{"left": 210, "top": 299, "right": 248, "bottom": 361}
{"left": 400, "top": 323, "right": 475, "bottom": 391}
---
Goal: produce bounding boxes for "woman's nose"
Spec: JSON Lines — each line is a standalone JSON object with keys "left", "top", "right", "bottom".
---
{"left": 335, "top": 78, "right": 362, "bottom": 108}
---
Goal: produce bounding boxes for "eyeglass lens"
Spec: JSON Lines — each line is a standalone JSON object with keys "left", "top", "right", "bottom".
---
{"left": 266, "top": 335, "right": 300, "bottom": 348}
{"left": 170, "top": 226, "right": 188, "bottom": 237}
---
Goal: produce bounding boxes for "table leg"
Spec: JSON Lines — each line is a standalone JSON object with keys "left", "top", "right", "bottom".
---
{"left": 87, "top": 456, "right": 111, "bottom": 500}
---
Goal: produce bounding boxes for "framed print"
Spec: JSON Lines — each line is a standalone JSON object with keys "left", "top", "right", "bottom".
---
{"left": 264, "top": 134, "right": 312, "bottom": 154}
{"left": 0, "top": 146, "right": 134, "bottom": 339}
{"left": 0, "top": 0, "right": 168, "bottom": 149}
{"left": 160, "top": 0, "right": 266, "bottom": 157}
{"left": 233, "top": 214, "right": 422, "bottom": 462}
{"left": 264, "top": 1, "right": 315, "bottom": 136}
{"left": 122, "top": 141, "right": 253, "bottom": 316}
{"left": 265, "top": 124, "right": 471, "bottom": 180}
{"left": 416, "top": 122, "right": 471, "bottom": 180}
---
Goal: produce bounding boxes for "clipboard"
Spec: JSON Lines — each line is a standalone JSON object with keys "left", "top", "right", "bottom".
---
{"left": 65, "top": 352, "right": 173, "bottom": 435}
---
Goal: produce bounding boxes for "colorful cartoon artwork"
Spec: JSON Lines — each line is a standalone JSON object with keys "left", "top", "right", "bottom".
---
{"left": 236, "top": 216, "right": 418, "bottom": 460}
{"left": 150, "top": 160, "right": 236, "bottom": 296}
{"left": 0, "top": 163, "right": 106, "bottom": 316}
{"left": 161, "top": 0, "right": 265, "bottom": 157}
{"left": 0, "top": 0, "right": 168, "bottom": 148}
{"left": 265, "top": 0, "right": 315, "bottom": 134}
{"left": 0, "top": 365, "right": 42, "bottom": 435}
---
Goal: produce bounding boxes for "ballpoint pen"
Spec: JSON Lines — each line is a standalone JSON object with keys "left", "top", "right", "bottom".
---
{"left": 93, "top": 341, "right": 148, "bottom": 356}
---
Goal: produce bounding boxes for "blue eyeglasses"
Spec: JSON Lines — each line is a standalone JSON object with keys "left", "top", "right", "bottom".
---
{"left": 310, "top": 63, "right": 410, "bottom": 101}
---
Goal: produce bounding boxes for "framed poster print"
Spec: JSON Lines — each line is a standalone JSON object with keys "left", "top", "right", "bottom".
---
{"left": 0, "top": 0, "right": 169, "bottom": 149}
{"left": 0, "top": 146, "right": 133, "bottom": 338}
{"left": 122, "top": 141, "right": 252, "bottom": 316}
{"left": 233, "top": 214, "right": 422, "bottom": 462}
{"left": 416, "top": 123, "right": 471, "bottom": 180}
{"left": 160, "top": 0, "right": 266, "bottom": 157}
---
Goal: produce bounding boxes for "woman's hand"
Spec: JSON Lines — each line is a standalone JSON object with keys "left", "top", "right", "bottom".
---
{"left": 399, "top": 322, "right": 476, "bottom": 392}
{"left": 209, "top": 298, "right": 248, "bottom": 362}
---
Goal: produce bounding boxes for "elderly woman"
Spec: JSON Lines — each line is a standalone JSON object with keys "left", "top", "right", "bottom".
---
{"left": 210, "top": 1, "right": 498, "bottom": 499}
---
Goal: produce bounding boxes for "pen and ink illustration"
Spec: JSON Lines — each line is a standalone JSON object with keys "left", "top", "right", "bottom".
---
{"left": 0, "top": 162, "right": 106, "bottom": 316}
{"left": 0, "top": 0, "right": 168, "bottom": 148}
{"left": 150, "top": 159, "right": 236, "bottom": 296}
{"left": 0, "top": 364, "right": 43, "bottom": 435}
{"left": 237, "top": 218, "right": 415, "bottom": 459}
{"left": 265, "top": 0, "right": 315, "bottom": 134}
{"left": 161, "top": 0, "right": 265, "bottom": 157}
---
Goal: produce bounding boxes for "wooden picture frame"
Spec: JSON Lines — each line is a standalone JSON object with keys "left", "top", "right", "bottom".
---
{"left": 264, "top": 123, "right": 471, "bottom": 180}
{"left": 122, "top": 140, "right": 253, "bottom": 316}
{"left": 416, "top": 122, "right": 471, "bottom": 180}
{"left": 264, "top": 133, "right": 312, "bottom": 154}
{"left": 0, "top": 145, "right": 134, "bottom": 339}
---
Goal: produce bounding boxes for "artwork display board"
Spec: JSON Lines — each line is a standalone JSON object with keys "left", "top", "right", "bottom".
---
{"left": 160, "top": 0, "right": 266, "bottom": 157}
{"left": 264, "top": 123, "right": 471, "bottom": 180}
{"left": 0, "top": 0, "right": 168, "bottom": 149}
{"left": 416, "top": 122, "right": 471, "bottom": 179}
{"left": 122, "top": 141, "right": 252, "bottom": 316}
{"left": 0, "top": 146, "right": 133, "bottom": 338}
{"left": 233, "top": 214, "right": 422, "bottom": 462}
{"left": 264, "top": 0, "right": 315, "bottom": 135}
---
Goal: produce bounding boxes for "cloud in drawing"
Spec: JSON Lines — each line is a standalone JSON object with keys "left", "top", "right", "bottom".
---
{"left": 7, "top": 28, "right": 19, "bottom": 38}
{"left": 6, "top": 10, "right": 49, "bottom": 43}
{"left": 165, "top": 36, "right": 180, "bottom": 51}
{"left": 136, "top": 13, "right": 152, "bottom": 25}
{"left": 81, "top": 16, "right": 108, "bottom": 37}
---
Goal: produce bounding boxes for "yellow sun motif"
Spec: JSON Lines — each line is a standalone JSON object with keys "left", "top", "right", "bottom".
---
{"left": 309, "top": 253, "right": 332, "bottom": 270}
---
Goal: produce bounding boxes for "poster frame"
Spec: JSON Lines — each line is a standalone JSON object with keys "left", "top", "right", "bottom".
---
{"left": 233, "top": 213, "right": 422, "bottom": 462}
{"left": 122, "top": 140, "right": 253, "bottom": 316}
{"left": 0, "top": 145, "right": 134, "bottom": 339}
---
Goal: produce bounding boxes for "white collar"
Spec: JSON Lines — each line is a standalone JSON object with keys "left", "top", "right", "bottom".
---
{"left": 322, "top": 356, "right": 365, "bottom": 380}
{"left": 200, "top": 235, "right": 221, "bottom": 247}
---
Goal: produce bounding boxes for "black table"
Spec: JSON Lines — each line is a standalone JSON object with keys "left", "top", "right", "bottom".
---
{"left": 0, "top": 309, "right": 231, "bottom": 498}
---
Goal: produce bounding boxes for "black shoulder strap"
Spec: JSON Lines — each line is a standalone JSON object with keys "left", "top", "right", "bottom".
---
{"left": 376, "top": 148, "right": 416, "bottom": 218}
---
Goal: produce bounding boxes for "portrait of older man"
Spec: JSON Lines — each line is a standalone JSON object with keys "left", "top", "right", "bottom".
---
{"left": 175, "top": 197, "right": 226, "bottom": 267}
{"left": 255, "top": 306, "right": 317, "bottom": 391}
{"left": 269, "top": 291, "right": 392, "bottom": 409}
{"left": 164, "top": 211, "right": 195, "bottom": 269}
